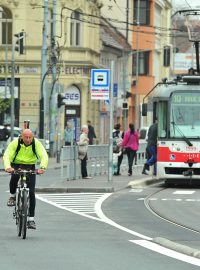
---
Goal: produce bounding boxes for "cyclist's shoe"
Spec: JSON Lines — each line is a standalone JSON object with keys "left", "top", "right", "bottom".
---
{"left": 7, "top": 197, "right": 16, "bottom": 207}
{"left": 27, "top": 220, "right": 36, "bottom": 230}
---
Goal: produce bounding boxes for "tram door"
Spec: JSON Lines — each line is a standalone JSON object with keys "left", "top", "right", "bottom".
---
{"left": 65, "top": 106, "right": 80, "bottom": 143}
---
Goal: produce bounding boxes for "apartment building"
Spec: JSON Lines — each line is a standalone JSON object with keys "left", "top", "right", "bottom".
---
{"left": 131, "top": 0, "right": 172, "bottom": 127}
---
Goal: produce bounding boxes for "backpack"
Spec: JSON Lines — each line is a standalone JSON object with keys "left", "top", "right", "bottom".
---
{"left": 12, "top": 137, "right": 38, "bottom": 162}
{"left": 113, "top": 130, "right": 122, "bottom": 153}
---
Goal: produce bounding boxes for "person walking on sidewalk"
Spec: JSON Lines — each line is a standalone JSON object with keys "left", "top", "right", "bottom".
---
{"left": 112, "top": 123, "right": 124, "bottom": 175}
{"left": 87, "top": 120, "right": 96, "bottom": 145}
{"left": 142, "top": 119, "right": 158, "bottom": 175}
{"left": 77, "top": 125, "right": 92, "bottom": 179}
{"left": 122, "top": 123, "right": 139, "bottom": 176}
{"left": 3, "top": 128, "right": 48, "bottom": 229}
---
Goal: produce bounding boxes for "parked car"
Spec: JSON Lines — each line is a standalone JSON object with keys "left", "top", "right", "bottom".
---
{"left": 0, "top": 126, "right": 22, "bottom": 156}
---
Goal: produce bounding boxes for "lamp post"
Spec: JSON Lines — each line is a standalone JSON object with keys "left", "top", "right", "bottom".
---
{"left": 40, "top": 0, "right": 49, "bottom": 139}
{"left": 0, "top": 8, "right": 9, "bottom": 121}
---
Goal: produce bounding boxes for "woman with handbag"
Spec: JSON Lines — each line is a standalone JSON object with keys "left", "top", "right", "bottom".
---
{"left": 77, "top": 125, "right": 92, "bottom": 179}
{"left": 122, "top": 123, "right": 139, "bottom": 176}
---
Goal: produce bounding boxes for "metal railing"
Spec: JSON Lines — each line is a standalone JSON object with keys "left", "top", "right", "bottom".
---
{"left": 60, "top": 143, "right": 147, "bottom": 180}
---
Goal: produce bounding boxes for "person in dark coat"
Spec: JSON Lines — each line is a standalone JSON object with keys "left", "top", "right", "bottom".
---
{"left": 87, "top": 120, "right": 96, "bottom": 145}
{"left": 142, "top": 119, "right": 158, "bottom": 175}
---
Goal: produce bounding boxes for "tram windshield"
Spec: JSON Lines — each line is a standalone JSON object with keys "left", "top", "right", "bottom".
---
{"left": 170, "top": 92, "right": 200, "bottom": 138}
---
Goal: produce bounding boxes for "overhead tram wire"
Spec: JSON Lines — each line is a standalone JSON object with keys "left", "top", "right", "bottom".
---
{"left": 30, "top": 4, "right": 187, "bottom": 40}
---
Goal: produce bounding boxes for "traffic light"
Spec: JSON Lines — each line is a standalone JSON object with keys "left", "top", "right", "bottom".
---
{"left": 125, "top": 91, "right": 132, "bottom": 98}
{"left": 57, "top": 93, "right": 65, "bottom": 108}
{"left": 163, "top": 46, "right": 170, "bottom": 67}
{"left": 15, "top": 32, "right": 25, "bottom": 54}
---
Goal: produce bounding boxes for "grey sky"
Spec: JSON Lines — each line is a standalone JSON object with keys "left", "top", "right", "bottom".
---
{"left": 173, "top": 0, "right": 200, "bottom": 8}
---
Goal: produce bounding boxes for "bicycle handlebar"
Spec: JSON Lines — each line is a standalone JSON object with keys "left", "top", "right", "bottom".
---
{"left": 11, "top": 169, "right": 40, "bottom": 175}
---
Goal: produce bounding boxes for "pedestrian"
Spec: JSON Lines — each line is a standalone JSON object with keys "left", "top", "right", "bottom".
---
{"left": 112, "top": 123, "right": 124, "bottom": 175}
{"left": 3, "top": 128, "right": 48, "bottom": 229}
{"left": 122, "top": 123, "right": 139, "bottom": 176}
{"left": 87, "top": 120, "right": 96, "bottom": 145}
{"left": 77, "top": 125, "right": 92, "bottom": 179}
{"left": 142, "top": 118, "right": 158, "bottom": 175}
{"left": 0, "top": 124, "right": 10, "bottom": 153}
{"left": 64, "top": 122, "right": 74, "bottom": 146}
{"left": 113, "top": 148, "right": 122, "bottom": 176}
{"left": 134, "top": 128, "right": 140, "bottom": 165}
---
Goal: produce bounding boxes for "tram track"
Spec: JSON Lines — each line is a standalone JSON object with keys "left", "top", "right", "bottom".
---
{"left": 144, "top": 187, "right": 200, "bottom": 235}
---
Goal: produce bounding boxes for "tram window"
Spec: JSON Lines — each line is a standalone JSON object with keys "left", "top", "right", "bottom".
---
{"left": 158, "top": 101, "right": 167, "bottom": 138}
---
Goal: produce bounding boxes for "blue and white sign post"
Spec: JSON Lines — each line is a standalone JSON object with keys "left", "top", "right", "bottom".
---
{"left": 91, "top": 69, "right": 110, "bottom": 100}
{"left": 91, "top": 67, "right": 113, "bottom": 182}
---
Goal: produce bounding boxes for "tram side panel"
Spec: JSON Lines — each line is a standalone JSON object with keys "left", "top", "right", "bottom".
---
{"left": 157, "top": 141, "right": 200, "bottom": 181}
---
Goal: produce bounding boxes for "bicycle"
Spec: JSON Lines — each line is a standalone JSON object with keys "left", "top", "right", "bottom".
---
{"left": 12, "top": 169, "right": 38, "bottom": 239}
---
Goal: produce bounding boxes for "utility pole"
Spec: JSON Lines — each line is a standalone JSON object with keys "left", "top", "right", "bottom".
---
{"left": 108, "top": 60, "right": 114, "bottom": 182}
{"left": 49, "top": 0, "right": 57, "bottom": 157}
{"left": 10, "top": 40, "right": 15, "bottom": 140}
{"left": 126, "top": 0, "right": 129, "bottom": 42}
{"left": 39, "top": 0, "right": 49, "bottom": 138}
{"left": 135, "top": 0, "right": 140, "bottom": 129}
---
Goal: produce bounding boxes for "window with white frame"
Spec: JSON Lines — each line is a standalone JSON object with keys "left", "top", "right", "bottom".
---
{"left": 70, "top": 10, "right": 82, "bottom": 46}
{"left": 0, "top": 7, "right": 12, "bottom": 45}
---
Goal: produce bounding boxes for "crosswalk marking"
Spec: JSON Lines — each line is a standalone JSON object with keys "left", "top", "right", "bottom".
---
{"left": 36, "top": 192, "right": 108, "bottom": 217}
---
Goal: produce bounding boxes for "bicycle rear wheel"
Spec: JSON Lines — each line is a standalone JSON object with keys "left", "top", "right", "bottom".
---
{"left": 21, "top": 190, "right": 29, "bottom": 239}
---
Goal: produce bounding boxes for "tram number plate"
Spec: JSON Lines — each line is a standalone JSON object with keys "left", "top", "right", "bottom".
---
{"left": 186, "top": 146, "right": 197, "bottom": 151}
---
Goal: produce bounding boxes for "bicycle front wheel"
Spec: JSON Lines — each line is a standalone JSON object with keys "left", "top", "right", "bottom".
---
{"left": 21, "top": 190, "right": 29, "bottom": 239}
{"left": 16, "top": 193, "right": 22, "bottom": 237}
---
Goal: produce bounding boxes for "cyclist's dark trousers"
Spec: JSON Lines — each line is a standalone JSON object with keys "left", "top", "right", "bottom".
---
{"left": 10, "top": 164, "right": 36, "bottom": 217}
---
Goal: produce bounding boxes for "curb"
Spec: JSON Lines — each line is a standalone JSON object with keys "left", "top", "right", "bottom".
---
{"left": 153, "top": 237, "right": 200, "bottom": 259}
{"left": 35, "top": 187, "right": 114, "bottom": 193}
{"left": 127, "top": 177, "right": 161, "bottom": 188}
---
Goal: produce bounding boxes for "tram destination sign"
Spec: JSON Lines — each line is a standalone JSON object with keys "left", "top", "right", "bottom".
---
{"left": 172, "top": 93, "right": 200, "bottom": 104}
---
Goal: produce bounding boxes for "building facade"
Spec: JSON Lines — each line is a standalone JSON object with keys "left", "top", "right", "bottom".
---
{"left": 131, "top": 0, "right": 172, "bottom": 128}
{"left": 0, "top": 0, "right": 102, "bottom": 151}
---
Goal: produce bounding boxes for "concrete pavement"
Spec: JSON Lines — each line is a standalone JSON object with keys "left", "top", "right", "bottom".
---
{"left": 35, "top": 157, "right": 160, "bottom": 193}
{"left": 0, "top": 156, "right": 159, "bottom": 192}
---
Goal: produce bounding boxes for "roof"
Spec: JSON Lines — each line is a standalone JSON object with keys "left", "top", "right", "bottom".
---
{"left": 100, "top": 18, "right": 132, "bottom": 52}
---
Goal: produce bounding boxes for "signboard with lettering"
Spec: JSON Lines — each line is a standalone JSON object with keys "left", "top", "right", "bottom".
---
{"left": 91, "top": 69, "right": 110, "bottom": 100}
{"left": 64, "top": 85, "right": 80, "bottom": 105}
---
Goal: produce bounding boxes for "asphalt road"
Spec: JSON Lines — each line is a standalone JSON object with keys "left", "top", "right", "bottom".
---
{"left": 0, "top": 174, "right": 200, "bottom": 269}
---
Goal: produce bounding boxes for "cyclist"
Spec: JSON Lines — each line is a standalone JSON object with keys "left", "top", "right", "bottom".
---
{"left": 3, "top": 128, "right": 48, "bottom": 229}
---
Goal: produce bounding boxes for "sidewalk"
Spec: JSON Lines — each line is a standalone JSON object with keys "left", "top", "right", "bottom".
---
{"left": 35, "top": 157, "right": 159, "bottom": 193}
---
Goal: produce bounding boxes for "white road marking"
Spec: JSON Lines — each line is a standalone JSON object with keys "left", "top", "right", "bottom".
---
{"left": 173, "top": 191, "right": 195, "bottom": 195}
{"left": 36, "top": 193, "right": 106, "bottom": 221}
{"left": 130, "top": 240, "right": 200, "bottom": 267}
{"left": 129, "top": 189, "right": 143, "bottom": 193}
{"left": 37, "top": 192, "right": 200, "bottom": 265}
